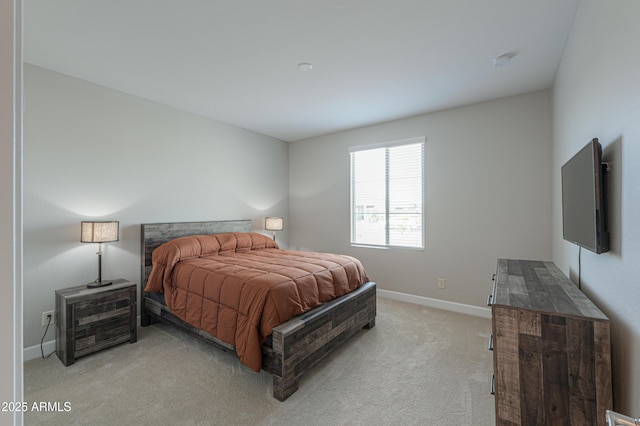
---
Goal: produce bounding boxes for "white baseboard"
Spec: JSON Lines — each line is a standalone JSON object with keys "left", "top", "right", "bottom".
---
{"left": 24, "top": 339, "right": 56, "bottom": 362}
{"left": 24, "top": 299, "right": 488, "bottom": 362}
{"left": 377, "top": 289, "right": 491, "bottom": 318}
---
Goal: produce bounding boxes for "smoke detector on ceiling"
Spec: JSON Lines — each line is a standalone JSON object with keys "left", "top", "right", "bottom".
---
{"left": 298, "top": 63, "right": 313, "bottom": 72}
{"left": 493, "top": 53, "right": 515, "bottom": 67}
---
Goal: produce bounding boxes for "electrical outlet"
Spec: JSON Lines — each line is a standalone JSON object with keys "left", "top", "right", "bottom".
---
{"left": 42, "top": 310, "right": 55, "bottom": 326}
{"left": 437, "top": 278, "right": 446, "bottom": 289}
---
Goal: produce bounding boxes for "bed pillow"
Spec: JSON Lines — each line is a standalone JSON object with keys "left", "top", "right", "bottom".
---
{"left": 144, "top": 232, "right": 278, "bottom": 293}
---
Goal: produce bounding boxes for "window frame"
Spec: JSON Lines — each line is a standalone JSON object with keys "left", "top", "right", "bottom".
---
{"left": 349, "top": 136, "right": 425, "bottom": 250}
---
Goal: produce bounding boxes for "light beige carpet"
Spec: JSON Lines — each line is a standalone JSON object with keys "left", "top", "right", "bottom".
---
{"left": 24, "top": 298, "right": 495, "bottom": 425}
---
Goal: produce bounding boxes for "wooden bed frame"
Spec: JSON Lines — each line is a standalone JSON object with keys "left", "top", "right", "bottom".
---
{"left": 140, "top": 220, "right": 376, "bottom": 401}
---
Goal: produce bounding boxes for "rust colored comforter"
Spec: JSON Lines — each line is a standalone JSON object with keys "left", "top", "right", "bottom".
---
{"left": 144, "top": 232, "right": 369, "bottom": 371}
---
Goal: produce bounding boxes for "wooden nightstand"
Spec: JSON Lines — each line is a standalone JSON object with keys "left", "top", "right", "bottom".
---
{"left": 55, "top": 279, "right": 137, "bottom": 366}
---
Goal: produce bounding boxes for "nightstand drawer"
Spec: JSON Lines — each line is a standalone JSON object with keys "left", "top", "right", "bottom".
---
{"left": 75, "top": 311, "right": 132, "bottom": 355}
{"left": 56, "top": 279, "right": 137, "bottom": 366}
{"left": 74, "top": 290, "right": 133, "bottom": 323}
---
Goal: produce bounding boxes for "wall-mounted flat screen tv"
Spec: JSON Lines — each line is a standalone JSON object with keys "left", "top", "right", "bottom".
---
{"left": 561, "top": 138, "right": 609, "bottom": 254}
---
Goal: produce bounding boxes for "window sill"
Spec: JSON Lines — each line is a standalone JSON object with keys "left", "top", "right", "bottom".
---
{"left": 350, "top": 243, "right": 425, "bottom": 251}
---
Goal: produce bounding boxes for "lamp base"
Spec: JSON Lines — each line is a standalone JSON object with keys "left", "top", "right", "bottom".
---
{"left": 87, "top": 280, "right": 113, "bottom": 289}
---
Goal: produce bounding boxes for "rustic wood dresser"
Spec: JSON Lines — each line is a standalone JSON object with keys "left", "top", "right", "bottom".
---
{"left": 56, "top": 279, "right": 137, "bottom": 366}
{"left": 488, "top": 259, "right": 612, "bottom": 425}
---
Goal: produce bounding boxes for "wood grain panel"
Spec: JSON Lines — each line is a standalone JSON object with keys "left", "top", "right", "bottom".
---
{"left": 518, "top": 310, "right": 541, "bottom": 336}
{"left": 541, "top": 314, "right": 569, "bottom": 425}
{"left": 518, "top": 334, "right": 542, "bottom": 426}
{"left": 594, "top": 320, "right": 613, "bottom": 423}
{"left": 494, "top": 307, "right": 521, "bottom": 424}
{"left": 567, "top": 318, "right": 595, "bottom": 425}
{"left": 491, "top": 259, "right": 612, "bottom": 426}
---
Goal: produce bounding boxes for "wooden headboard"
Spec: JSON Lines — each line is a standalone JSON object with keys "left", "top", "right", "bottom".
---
{"left": 140, "top": 220, "right": 252, "bottom": 290}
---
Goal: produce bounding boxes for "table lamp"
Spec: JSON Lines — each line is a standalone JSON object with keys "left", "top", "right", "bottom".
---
{"left": 265, "top": 217, "right": 284, "bottom": 242}
{"left": 81, "top": 221, "right": 119, "bottom": 288}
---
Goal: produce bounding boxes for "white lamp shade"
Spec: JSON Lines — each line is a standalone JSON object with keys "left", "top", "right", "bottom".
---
{"left": 81, "top": 221, "right": 119, "bottom": 243}
{"left": 265, "top": 217, "right": 284, "bottom": 231}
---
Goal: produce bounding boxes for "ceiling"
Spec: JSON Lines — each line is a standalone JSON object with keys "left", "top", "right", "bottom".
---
{"left": 24, "top": 0, "right": 579, "bottom": 142}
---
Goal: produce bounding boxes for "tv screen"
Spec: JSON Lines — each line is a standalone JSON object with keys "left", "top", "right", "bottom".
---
{"left": 561, "top": 138, "right": 609, "bottom": 254}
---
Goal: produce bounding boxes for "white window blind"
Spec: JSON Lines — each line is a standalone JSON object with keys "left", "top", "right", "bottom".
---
{"left": 350, "top": 137, "right": 424, "bottom": 249}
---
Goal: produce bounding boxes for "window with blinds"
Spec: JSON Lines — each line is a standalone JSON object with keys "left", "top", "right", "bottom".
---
{"left": 350, "top": 137, "right": 424, "bottom": 249}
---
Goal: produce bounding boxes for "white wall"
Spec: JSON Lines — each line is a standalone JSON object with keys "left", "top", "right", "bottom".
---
{"left": 1, "top": 1, "right": 23, "bottom": 424}
{"left": 290, "top": 91, "right": 553, "bottom": 308}
{"left": 23, "top": 64, "right": 289, "bottom": 350}
{"left": 552, "top": 0, "right": 640, "bottom": 415}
